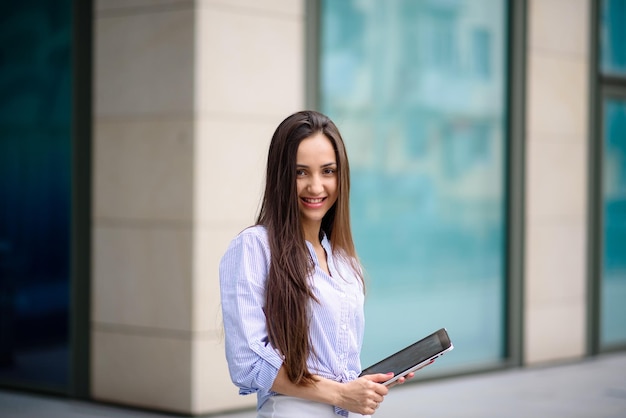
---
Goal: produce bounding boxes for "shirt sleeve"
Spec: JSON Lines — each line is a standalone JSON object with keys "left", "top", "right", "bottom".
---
{"left": 219, "top": 229, "right": 284, "bottom": 395}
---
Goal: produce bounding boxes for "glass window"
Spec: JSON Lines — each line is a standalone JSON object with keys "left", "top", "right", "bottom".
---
{"left": 601, "top": 97, "right": 626, "bottom": 348}
{"left": 321, "top": 0, "right": 508, "bottom": 371}
{"left": 600, "top": 0, "right": 626, "bottom": 76}
{"left": 0, "top": 0, "right": 72, "bottom": 390}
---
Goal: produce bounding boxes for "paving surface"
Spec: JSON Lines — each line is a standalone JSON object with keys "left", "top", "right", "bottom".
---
{"left": 1, "top": 352, "right": 625, "bottom": 417}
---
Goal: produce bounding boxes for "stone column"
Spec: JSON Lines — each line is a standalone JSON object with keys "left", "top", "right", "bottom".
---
{"left": 91, "top": 0, "right": 303, "bottom": 413}
{"left": 524, "top": 0, "right": 590, "bottom": 364}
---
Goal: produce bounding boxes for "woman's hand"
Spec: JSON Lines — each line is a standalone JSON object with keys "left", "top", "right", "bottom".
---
{"left": 271, "top": 367, "right": 413, "bottom": 415}
{"left": 335, "top": 373, "right": 390, "bottom": 415}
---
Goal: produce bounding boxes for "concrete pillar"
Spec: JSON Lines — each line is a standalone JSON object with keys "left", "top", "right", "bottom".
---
{"left": 524, "top": 0, "right": 590, "bottom": 364}
{"left": 91, "top": 0, "right": 303, "bottom": 413}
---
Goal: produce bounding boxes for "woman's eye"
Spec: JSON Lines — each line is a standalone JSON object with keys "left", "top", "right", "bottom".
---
{"left": 323, "top": 168, "right": 336, "bottom": 175}
{"left": 296, "top": 169, "right": 306, "bottom": 176}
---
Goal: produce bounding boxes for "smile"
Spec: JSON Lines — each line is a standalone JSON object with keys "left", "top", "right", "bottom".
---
{"left": 301, "top": 197, "right": 326, "bottom": 204}
{"left": 300, "top": 197, "right": 328, "bottom": 209}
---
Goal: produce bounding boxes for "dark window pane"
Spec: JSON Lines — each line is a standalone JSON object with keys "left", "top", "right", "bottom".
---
{"left": 0, "top": 0, "right": 72, "bottom": 390}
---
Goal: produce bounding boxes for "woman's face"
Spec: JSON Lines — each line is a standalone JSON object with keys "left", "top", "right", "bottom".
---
{"left": 295, "top": 132, "right": 339, "bottom": 231}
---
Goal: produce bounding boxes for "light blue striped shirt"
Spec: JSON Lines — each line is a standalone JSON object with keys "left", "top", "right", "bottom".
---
{"left": 219, "top": 225, "right": 365, "bottom": 416}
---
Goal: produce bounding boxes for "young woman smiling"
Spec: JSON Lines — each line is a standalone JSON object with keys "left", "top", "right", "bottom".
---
{"left": 219, "top": 111, "right": 410, "bottom": 417}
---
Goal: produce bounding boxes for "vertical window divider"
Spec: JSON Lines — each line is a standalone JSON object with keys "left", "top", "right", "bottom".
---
{"left": 586, "top": 0, "right": 601, "bottom": 357}
{"left": 505, "top": 0, "right": 527, "bottom": 367}
{"left": 305, "top": 0, "right": 321, "bottom": 111}
{"left": 70, "top": 0, "right": 93, "bottom": 398}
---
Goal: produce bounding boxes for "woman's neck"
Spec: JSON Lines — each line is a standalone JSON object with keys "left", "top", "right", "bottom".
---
{"left": 302, "top": 221, "right": 322, "bottom": 246}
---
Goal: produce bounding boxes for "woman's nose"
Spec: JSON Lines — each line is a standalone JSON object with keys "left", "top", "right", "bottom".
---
{"left": 307, "top": 175, "right": 323, "bottom": 194}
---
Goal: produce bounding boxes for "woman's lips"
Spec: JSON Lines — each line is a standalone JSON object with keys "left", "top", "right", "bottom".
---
{"left": 300, "top": 197, "right": 326, "bottom": 208}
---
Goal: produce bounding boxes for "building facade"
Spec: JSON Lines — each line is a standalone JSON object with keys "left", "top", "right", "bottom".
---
{"left": 0, "top": 0, "right": 624, "bottom": 415}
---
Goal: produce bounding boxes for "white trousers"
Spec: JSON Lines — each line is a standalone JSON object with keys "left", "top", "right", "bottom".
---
{"left": 258, "top": 395, "right": 370, "bottom": 418}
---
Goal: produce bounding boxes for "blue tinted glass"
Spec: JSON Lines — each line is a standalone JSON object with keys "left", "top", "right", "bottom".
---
{"left": 321, "top": 0, "right": 508, "bottom": 370}
{"left": 0, "top": 0, "right": 72, "bottom": 389}
{"left": 601, "top": 98, "right": 626, "bottom": 347}
{"left": 601, "top": 0, "right": 626, "bottom": 75}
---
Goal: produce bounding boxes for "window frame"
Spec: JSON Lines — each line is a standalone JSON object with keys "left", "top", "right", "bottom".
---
{"left": 588, "top": 0, "right": 626, "bottom": 355}
{"left": 305, "top": 0, "right": 527, "bottom": 370}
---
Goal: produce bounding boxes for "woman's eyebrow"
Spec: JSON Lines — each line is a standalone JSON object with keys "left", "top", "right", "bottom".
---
{"left": 296, "top": 162, "right": 337, "bottom": 168}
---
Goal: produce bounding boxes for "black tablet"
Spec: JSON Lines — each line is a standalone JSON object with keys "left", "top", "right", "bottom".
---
{"left": 359, "top": 328, "right": 453, "bottom": 386}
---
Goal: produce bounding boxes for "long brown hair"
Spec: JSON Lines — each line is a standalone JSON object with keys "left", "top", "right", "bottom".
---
{"left": 256, "top": 110, "right": 362, "bottom": 385}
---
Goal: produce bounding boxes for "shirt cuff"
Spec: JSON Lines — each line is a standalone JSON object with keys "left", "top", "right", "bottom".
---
{"left": 250, "top": 340, "right": 284, "bottom": 389}
{"left": 334, "top": 405, "right": 349, "bottom": 417}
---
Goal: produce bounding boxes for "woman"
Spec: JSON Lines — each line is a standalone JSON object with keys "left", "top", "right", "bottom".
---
{"left": 219, "top": 110, "right": 409, "bottom": 417}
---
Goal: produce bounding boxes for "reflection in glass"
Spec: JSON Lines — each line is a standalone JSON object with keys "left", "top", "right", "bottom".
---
{"left": 601, "top": 99, "right": 626, "bottom": 347}
{"left": 321, "top": 0, "right": 508, "bottom": 370}
{"left": 601, "top": 0, "right": 626, "bottom": 76}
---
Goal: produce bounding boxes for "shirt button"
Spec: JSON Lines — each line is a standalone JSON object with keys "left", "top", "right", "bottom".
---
{"left": 342, "top": 324, "right": 347, "bottom": 330}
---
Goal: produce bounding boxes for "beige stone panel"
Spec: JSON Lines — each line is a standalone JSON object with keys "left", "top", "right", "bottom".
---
{"left": 95, "top": 7, "right": 195, "bottom": 117}
{"left": 92, "top": 329, "right": 192, "bottom": 413}
{"left": 525, "top": 222, "right": 586, "bottom": 306}
{"left": 528, "top": 0, "right": 589, "bottom": 56}
{"left": 199, "top": 0, "right": 303, "bottom": 17}
{"left": 194, "top": 117, "right": 278, "bottom": 223}
{"left": 526, "top": 53, "right": 588, "bottom": 137}
{"left": 195, "top": 6, "right": 304, "bottom": 116}
{"left": 193, "top": 223, "right": 250, "bottom": 333}
{"left": 191, "top": 336, "right": 255, "bottom": 413}
{"left": 92, "top": 224, "right": 193, "bottom": 331}
{"left": 524, "top": 302, "right": 586, "bottom": 364}
{"left": 96, "top": 0, "right": 193, "bottom": 13}
{"left": 526, "top": 139, "right": 587, "bottom": 222}
{"left": 93, "top": 119, "right": 194, "bottom": 222}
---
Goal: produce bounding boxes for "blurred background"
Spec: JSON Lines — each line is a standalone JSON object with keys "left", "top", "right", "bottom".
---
{"left": 0, "top": 0, "right": 624, "bottom": 415}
